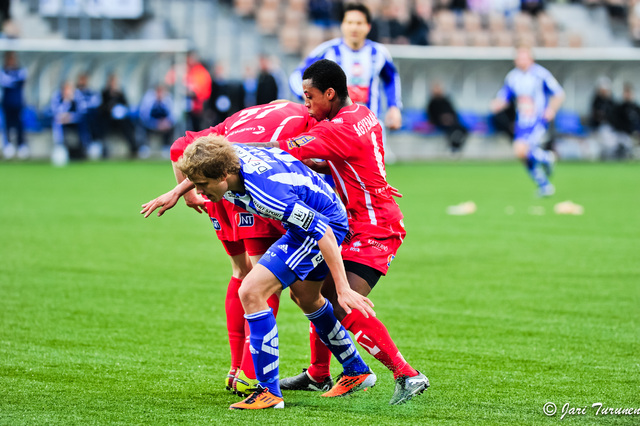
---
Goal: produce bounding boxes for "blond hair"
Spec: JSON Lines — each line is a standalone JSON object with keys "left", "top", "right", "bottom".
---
{"left": 177, "top": 134, "right": 240, "bottom": 181}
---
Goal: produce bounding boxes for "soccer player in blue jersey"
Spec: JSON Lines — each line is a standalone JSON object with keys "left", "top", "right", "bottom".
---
{"left": 176, "top": 135, "right": 376, "bottom": 410}
{"left": 289, "top": 2, "right": 402, "bottom": 162}
{"left": 491, "top": 46, "right": 565, "bottom": 197}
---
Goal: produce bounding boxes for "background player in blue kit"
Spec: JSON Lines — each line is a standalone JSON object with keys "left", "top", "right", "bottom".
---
{"left": 176, "top": 135, "right": 376, "bottom": 410}
{"left": 491, "top": 45, "right": 565, "bottom": 197}
{"left": 289, "top": 2, "right": 402, "bottom": 162}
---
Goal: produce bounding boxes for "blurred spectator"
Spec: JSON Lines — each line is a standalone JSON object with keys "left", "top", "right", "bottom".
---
{"left": 611, "top": 83, "right": 640, "bottom": 158}
{"left": 376, "top": 0, "right": 412, "bottom": 45}
{"left": 256, "top": 55, "right": 279, "bottom": 105}
{"left": 0, "top": 0, "right": 19, "bottom": 38}
{"left": 243, "top": 64, "right": 257, "bottom": 107}
{"left": 590, "top": 76, "right": 616, "bottom": 129}
{"left": 406, "top": 3, "right": 431, "bottom": 46}
{"left": 615, "top": 83, "right": 640, "bottom": 135}
{"left": 589, "top": 76, "right": 619, "bottom": 160}
{"left": 76, "top": 72, "right": 102, "bottom": 159}
{"left": 0, "top": 0, "right": 10, "bottom": 30}
{"left": 309, "top": 0, "right": 336, "bottom": 27}
{"left": 165, "top": 50, "right": 212, "bottom": 131}
{"left": 0, "top": 51, "right": 27, "bottom": 159}
{"left": 521, "top": 0, "right": 545, "bottom": 16}
{"left": 98, "top": 73, "right": 138, "bottom": 158}
{"left": 208, "top": 63, "right": 245, "bottom": 124}
{"left": 138, "top": 84, "right": 176, "bottom": 158}
{"left": 51, "top": 81, "right": 90, "bottom": 161}
{"left": 491, "top": 97, "right": 517, "bottom": 141}
{"left": 426, "top": 81, "right": 468, "bottom": 153}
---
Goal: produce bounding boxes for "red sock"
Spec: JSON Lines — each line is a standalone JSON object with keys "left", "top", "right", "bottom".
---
{"left": 342, "top": 310, "right": 418, "bottom": 380}
{"left": 240, "top": 293, "right": 280, "bottom": 380}
{"left": 306, "top": 322, "right": 332, "bottom": 382}
{"left": 225, "top": 277, "right": 244, "bottom": 370}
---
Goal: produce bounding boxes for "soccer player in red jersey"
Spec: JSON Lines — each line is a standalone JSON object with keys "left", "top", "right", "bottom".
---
{"left": 248, "top": 59, "right": 429, "bottom": 405}
{"left": 141, "top": 101, "right": 317, "bottom": 395}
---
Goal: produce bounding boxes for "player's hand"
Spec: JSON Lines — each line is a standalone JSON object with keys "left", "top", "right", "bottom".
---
{"left": 388, "top": 184, "right": 403, "bottom": 198}
{"left": 302, "top": 158, "right": 330, "bottom": 174}
{"left": 183, "top": 190, "right": 206, "bottom": 213}
{"left": 543, "top": 107, "right": 557, "bottom": 123}
{"left": 385, "top": 106, "right": 402, "bottom": 130}
{"left": 337, "top": 288, "right": 376, "bottom": 319}
{"left": 140, "top": 190, "right": 181, "bottom": 218}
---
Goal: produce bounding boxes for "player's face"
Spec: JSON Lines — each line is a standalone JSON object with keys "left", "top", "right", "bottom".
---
{"left": 341, "top": 10, "right": 370, "bottom": 47}
{"left": 514, "top": 48, "right": 534, "bottom": 71}
{"left": 302, "top": 79, "right": 332, "bottom": 121}
{"left": 191, "top": 174, "right": 229, "bottom": 203}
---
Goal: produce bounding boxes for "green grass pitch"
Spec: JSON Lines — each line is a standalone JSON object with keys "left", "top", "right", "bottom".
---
{"left": 1, "top": 160, "right": 638, "bottom": 425}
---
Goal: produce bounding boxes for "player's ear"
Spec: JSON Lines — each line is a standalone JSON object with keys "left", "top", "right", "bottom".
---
{"left": 325, "top": 88, "right": 336, "bottom": 101}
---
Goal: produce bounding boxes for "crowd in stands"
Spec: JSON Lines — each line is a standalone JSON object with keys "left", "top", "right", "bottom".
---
{"left": 0, "top": 49, "right": 289, "bottom": 163}
{"left": 236, "top": 0, "right": 640, "bottom": 53}
{"left": 589, "top": 76, "right": 640, "bottom": 159}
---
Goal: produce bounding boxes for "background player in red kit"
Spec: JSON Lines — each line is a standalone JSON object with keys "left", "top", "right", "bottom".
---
{"left": 141, "top": 101, "right": 317, "bottom": 395}
{"left": 249, "top": 59, "right": 429, "bottom": 405}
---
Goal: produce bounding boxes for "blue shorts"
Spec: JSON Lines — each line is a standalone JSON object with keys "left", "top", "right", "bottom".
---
{"left": 258, "top": 225, "right": 347, "bottom": 288}
{"left": 514, "top": 122, "right": 547, "bottom": 146}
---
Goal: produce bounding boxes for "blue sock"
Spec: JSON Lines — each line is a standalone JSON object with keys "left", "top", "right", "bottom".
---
{"left": 526, "top": 150, "right": 549, "bottom": 188}
{"left": 245, "top": 309, "right": 282, "bottom": 397}
{"left": 305, "top": 300, "right": 369, "bottom": 376}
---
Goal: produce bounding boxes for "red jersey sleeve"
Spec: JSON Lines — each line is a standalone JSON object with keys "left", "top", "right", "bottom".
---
{"left": 169, "top": 125, "right": 224, "bottom": 162}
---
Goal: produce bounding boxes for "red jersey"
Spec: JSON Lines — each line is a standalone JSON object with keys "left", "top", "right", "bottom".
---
{"left": 278, "top": 103, "right": 402, "bottom": 226}
{"left": 169, "top": 101, "right": 317, "bottom": 244}
{"left": 170, "top": 102, "right": 315, "bottom": 161}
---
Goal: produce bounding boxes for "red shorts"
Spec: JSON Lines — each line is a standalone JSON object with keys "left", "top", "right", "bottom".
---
{"left": 221, "top": 237, "right": 280, "bottom": 257}
{"left": 341, "top": 219, "right": 406, "bottom": 275}
{"left": 205, "top": 200, "right": 285, "bottom": 242}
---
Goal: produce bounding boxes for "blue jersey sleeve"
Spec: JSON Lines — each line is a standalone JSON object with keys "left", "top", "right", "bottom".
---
{"left": 378, "top": 47, "right": 402, "bottom": 109}
{"left": 541, "top": 68, "right": 564, "bottom": 98}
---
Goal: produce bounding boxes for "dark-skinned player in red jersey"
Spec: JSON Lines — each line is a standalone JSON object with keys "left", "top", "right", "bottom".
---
{"left": 244, "top": 59, "right": 429, "bottom": 405}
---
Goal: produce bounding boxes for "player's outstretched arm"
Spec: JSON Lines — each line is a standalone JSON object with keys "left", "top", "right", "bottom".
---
{"left": 140, "top": 179, "right": 197, "bottom": 218}
{"left": 317, "top": 228, "right": 376, "bottom": 319}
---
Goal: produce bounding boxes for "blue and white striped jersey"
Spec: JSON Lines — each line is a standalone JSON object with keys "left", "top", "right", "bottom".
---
{"left": 289, "top": 38, "right": 402, "bottom": 118}
{"left": 223, "top": 144, "right": 348, "bottom": 242}
{"left": 496, "top": 63, "right": 564, "bottom": 131}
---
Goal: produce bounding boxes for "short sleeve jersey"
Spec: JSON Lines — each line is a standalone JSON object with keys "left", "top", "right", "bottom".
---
{"left": 170, "top": 102, "right": 316, "bottom": 161}
{"left": 224, "top": 144, "right": 348, "bottom": 241}
{"left": 278, "top": 103, "right": 403, "bottom": 226}
{"left": 496, "top": 63, "right": 564, "bottom": 131}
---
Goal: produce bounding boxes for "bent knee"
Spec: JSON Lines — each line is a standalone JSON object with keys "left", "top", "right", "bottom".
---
{"left": 513, "top": 142, "right": 529, "bottom": 160}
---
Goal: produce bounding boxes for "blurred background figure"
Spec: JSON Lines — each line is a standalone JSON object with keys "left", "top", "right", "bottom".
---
{"left": 426, "top": 80, "right": 468, "bottom": 154}
{"left": 208, "top": 62, "right": 245, "bottom": 124}
{"left": 75, "top": 72, "right": 103, "bottom": 160}
{"left": 98, "top": 73, "right": 138, "bottom": 159}
{"left": 255, "top": 54, "right": 279, "bottom": 105}
{"left": 50, "top": 81, "right": 90, "bottom": 162}
{"left": 165, "top": 50, "right": 211, "bottom": 131}
{"left": 612, "top": 82, "right": 640, "bottom": 159}
{"left": 490, "top": 98, "right": 517, "bottom": 142}
{"left": 0, "top": 51, "right": 28, "bottom": 159}
{"left": 138, "top": 84, "right": 175, "bottom": 159}
{"left": 589, "top": 76, "right": 618, "bottom": 160}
